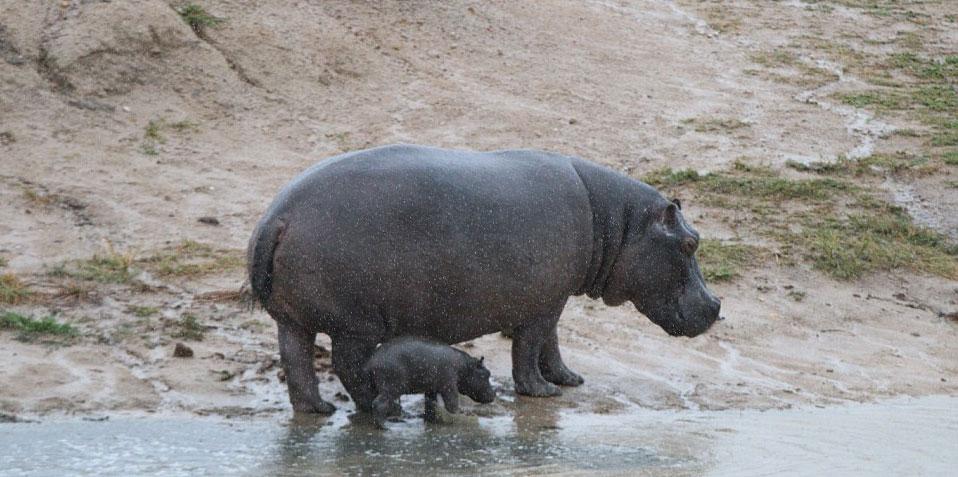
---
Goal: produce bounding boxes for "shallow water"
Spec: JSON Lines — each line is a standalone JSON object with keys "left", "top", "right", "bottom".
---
{"left": 1, "top": 396, "right": 956, "bottom": 476}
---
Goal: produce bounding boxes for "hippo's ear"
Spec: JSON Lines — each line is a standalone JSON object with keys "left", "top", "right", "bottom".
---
{"left": 662, "top": 202, "right": 679, "bottom": 228}
{"left": 671, "top": 198, "right": 682, "bottom": 210}
{"left": 478, "top": 356, "right": 485, "bottom": 367}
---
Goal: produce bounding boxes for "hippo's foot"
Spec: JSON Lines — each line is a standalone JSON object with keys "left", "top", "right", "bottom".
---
{"left": 514, "top": 379, "right": 562, "bottom": 397}
{"left": 292, "top": 397, "right": 336, "bottom": 415}
{"left": 541, "top": 366, "right": 584, "bottom": 387}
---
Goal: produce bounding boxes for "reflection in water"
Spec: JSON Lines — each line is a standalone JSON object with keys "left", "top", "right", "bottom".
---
{"left": 1, "top": 396, "right": 956, "bottom": 476}
{"left": 263, "top": 405, "right": 673, "bottom": 476}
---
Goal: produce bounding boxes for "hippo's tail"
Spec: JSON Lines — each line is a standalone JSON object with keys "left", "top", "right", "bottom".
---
{"left": 247, "top": 213, "right": 286, "bottom": 310}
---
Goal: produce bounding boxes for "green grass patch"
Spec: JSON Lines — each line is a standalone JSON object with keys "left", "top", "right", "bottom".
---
{"left": 931, "top": 121, "right": 958, "bottom": 147}
{"left": 912, "top": 85, "right": 958, "bottom": 112}
{"left": 141, "top": 118, "right": 198, "bottom": 155}
{"left": 144, "top": 120, "right": 163, "bottom": 142}
{"left": 0, "top": 311, "right": 77, "bottom": 341}
{"left": 888, "top": 53, "right": 958, "bottom": 81}
{"left": 681, "top": 117, "right": 750, "bottom": 133}
{"left": 785, "top": 153, "right": 937, "bottom": 177}
{"left": 942, "top": 151, "right": 958, "bottom": 165}
{"left": 51, "top": 249, "right": 136, "bottom": 284}
{"left": 139, "top": 240, "right": 244, "bottom": 278}
{"left": 128, "top": 305, "right": 159, "bottom": 318}
{"left": 644, "top": 166, "right": 845, "bottom": 203}
{"left": 642, "top": 165, "right": 958, "bottom": 281}
{"left": 172, "top": 313, "right": 205, "bottom": 341}
{"left": 840, "top": 91, "right": 905, "bottom": 110}
{"left": 0, "top": 273, "right": 32, "bottom": 305}
{"left": 177, "top": 4, "right": 223, "bottom": 33}
{"left": 0, "top": 256, "right": 7, "bottom": 268}
{"left": 697, "top": 240, "right": 763, "bottom": 282}
{"left": 797, "top": 209, "right": 958, "bottom": 280}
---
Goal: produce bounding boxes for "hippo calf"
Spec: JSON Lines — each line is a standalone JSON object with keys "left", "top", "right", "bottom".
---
{"left": 364, "top": 337, "right": 495, "bottom": 426}
{"left": 248, "top": 144, "right": 721, "bottom": 414}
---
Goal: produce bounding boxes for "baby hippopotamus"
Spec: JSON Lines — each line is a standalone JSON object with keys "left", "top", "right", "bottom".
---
{"left": 363, "top": 336, "right": 496, "bottom": 426}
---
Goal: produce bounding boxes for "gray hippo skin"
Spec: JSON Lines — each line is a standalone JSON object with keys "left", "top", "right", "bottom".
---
{"left": 248, "top": 144, "right": 721, "bottom": 414}
{"left": 363, "top": 337, "right": 496, "bottom": 426}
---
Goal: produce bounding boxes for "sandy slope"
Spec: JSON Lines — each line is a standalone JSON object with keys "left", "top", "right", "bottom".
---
{"left": 0, "top": 0, "right": 955, "bottom": 417}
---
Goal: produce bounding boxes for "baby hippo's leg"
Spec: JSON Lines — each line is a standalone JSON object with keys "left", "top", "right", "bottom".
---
{"left": 424, "top": 391, "right": 439, "bottom": 423}
{"left": 440, "top": 387, "right": 460, "bottom": 414}
{"left": 371, "top": 392, "right": 396, "bottom": 428}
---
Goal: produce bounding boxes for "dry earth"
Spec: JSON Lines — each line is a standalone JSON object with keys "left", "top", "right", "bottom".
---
{"left": 0, "top": 0, "right": 956, "bottom": 418}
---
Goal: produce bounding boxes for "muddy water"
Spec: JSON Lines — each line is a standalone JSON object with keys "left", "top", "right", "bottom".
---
{"left": 1, "top": 396, "right": 955, "bottom": 476}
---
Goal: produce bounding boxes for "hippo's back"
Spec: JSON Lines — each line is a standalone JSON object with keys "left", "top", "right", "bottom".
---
{"left": 249, "top": 144, "right": 594, "bottom": 341}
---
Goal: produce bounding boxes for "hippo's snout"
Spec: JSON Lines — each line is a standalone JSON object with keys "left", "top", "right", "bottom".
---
{"left": 669, "top": 290, "right": 721, "bottom": 338}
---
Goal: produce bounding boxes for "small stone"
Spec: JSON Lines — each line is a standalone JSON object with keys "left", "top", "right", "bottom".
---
{"left": 173, "top": 342, "right": 194, "bottom": 358}
{"left": 568, "top": 118, "right": 578, "bottom": 125}
{"left": 198, "top": 216, "right": 220, "bottom": 226}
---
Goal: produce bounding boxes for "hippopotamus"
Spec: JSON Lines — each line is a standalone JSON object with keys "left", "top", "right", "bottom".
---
{"left": 363, "top": 337, "right": 495, "bottom": 427}
{"left": 248, "top": 144, "right": 720, "bottom": 414}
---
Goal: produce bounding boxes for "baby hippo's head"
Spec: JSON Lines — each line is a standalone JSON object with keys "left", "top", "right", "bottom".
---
{"left": 459, "top": 356, "right": 496, "bottom": 404}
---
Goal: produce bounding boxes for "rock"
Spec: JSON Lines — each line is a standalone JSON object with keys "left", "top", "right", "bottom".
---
{"left": 198, "top": 216, "right": 220, "bottom": 226}
{"left": 173, "top": 342, "right": 194, "bottom": 358}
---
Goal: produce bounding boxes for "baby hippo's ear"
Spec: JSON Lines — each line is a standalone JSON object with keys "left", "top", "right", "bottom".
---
{"left": 478, "top": 356, "right": 485, "bottom": 367}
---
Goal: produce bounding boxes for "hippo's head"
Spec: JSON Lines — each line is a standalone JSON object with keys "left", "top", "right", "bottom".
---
{"left": 603, "top": 199, "right": 721, "bottom": 337}
{"left": 458, "top": 356, "right": 496, "bottom": 404}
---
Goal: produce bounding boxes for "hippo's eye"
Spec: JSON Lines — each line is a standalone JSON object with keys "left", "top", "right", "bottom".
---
{"left": 681, "top": 237, "right": 698, "bottom": 256}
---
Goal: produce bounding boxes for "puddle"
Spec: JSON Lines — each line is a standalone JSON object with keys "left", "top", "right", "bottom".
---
{"left": 1, "top": 396, "right": 955, "bottom": 476}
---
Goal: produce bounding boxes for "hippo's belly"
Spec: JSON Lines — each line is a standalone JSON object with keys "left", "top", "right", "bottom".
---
{"left": 268, "top": 145, "right": 593, "bottom": 340}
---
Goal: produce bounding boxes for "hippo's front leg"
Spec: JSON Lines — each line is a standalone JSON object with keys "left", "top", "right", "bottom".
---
{"left": 278, "top": 321, "right": 336, "bottom": 414}
{"left": 511, "top": 306, "right": 564, "bottom": 397}
{"left": 539, "top": 325, "right": 584, "bottom": 387}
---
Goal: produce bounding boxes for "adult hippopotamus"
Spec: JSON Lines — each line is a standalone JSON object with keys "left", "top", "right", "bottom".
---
{"left": 248, "top": 144, "right": 721, "bottom": 414}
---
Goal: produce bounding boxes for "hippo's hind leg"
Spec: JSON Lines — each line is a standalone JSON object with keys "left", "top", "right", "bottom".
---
{"left": 278, "top": 321, "right": 336, "bottom": 415}
{"left": 511, "top": 308, "right": 563, "bottom": 397}
{"left": 539, "top": 326, "right": 584, "bottom": 387}
{"left": 331, "top": 335, "right": 378, "bottom": 412}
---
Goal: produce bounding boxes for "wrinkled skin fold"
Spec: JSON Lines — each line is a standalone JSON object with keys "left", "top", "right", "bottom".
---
{"left": 248, "top": 144, "right": 721, "bottom": 413}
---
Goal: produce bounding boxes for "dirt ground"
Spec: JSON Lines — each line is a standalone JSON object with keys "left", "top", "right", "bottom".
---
{"left": 1, "top": 0, "right": 956, "bottom": 418}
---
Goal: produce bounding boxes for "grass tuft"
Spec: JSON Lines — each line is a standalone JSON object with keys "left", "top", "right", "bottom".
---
{"left": 172, "top": 313, "right": 205, "bottom": 341}
{"left": 177, "top": 4, "right": 223, "bottom": 33}
{"left": 1, "top": 311, "right": 77, "bottom": 341}
{"left": 128, "top": 305, "right": 159, "bottom": 318}
{"left": 51, "top": 248, "right": 136, "bottom": 284}
{"left": 786, "top": 153, "right": 937, "bottom": 177}
{"left": 140, "top": 240, "right": 244, "bottom": 278}
{"left": 696, "top": 240, "right": 763, "bottom": 282}
{"left": 0, "top": 273, "right": 32, "bottom": 304}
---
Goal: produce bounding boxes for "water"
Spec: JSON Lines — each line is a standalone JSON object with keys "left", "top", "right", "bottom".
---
{"left": 2, "top": 396, "right": 956, "bottom": 476}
